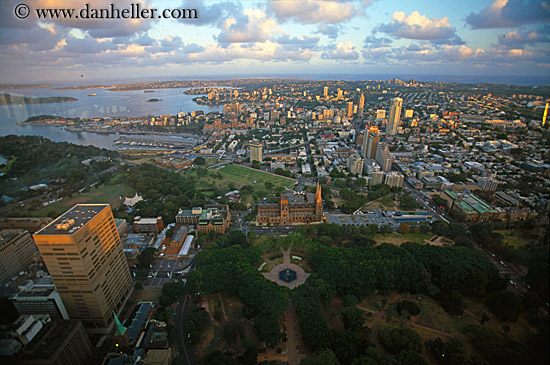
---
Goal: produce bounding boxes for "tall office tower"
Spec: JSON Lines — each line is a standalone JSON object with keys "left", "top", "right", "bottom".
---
{"left": 323, "top": 86, "right": 328, "bottom": 99}
{"left": 375, "top": 142, "right": 393, "bottom": 172}
{"left": 358, "top": 94, "right": 365, "bottom": 116}
{"left": 386, "top": 97, "right": 403, "bottom": 135}
{"left": 337, "top": 88, "right": 343, "bottom": 100}
{"left": 33, "top": 204, "right": 132, "bottom": 331}
{"left": 347, "top": 102, "right": 354, "bottom": 117}
{"left": 250, "top": 143, "right": 263, "bottom": 163}
{"left": 0, "top": 230, "right": 38, "bottom": 284}
{"left": 361, "top": 126, "right": 379, "bottom": 159}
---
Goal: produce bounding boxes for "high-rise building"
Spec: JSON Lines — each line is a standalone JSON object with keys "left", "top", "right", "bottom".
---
{"left": 375, "top": 142, "right": 393, "bottom": 172}
{"left": 0, "top": 230, "right": 38, "bottom": 284}
{"left": 347, "top": 153, "right": 364, "bottom": 175}
{"left": 358, "top": 94, "right": 365, "bottom": 116}
{"left": 337, "top": 88, "right": 343, "bottom": 100}
{"left": 362, "top": 126, "right": 380, "bottom": 160}
{"left": 386, "top": 97, "right": 403, "bottom": 135}
{"left": 347, "top": 102, "right": 354, "bottom": 117}
{"left": 33, "top": 204, "right": 132, "bottom": 331}
{"left": 384, "top": 171, "right": 404, "bottom": 188}
{"left": 250, "top": 143, "right": 263, "bottom": 163}
{"left": 323, "top": 86, "right": 328, "bottom": 99}
{"left": 370, "top": 171, "right": 385, "bottom": 186}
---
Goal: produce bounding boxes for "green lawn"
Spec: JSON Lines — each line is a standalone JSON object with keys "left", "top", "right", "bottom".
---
{"left": 0, "top": 156, "right": 16, "bottom": 174}
{"left": 219, "top": 164, "right": 295, "bottom": 188}
{"left": 374, "top": 232, "right": 432, "bottom": 246}
{"left": 362, "top": 197, "right": 396, "bottom": 211}
{"left": 190, "top": 164, "right": 296, "bottom": 204}
{"left": 495, "top": 230, "right": 534, "bottom": 248}
{"left": 31, "top": 183, "right": 134, "bottom": 217}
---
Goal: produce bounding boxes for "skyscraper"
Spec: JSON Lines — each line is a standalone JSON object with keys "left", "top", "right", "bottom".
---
{"left": 362, "top": 126, "right": 379, "bottom": 160}
{"left": 386, "top": 97, "right": 403, "bottom": 135}
{"left": 375, "top": 142, "right": 393, "bottom": 172}
{"left": 250, "top": 143, "right": 263, "bottom": 163}
{"left": 358, "top": 94, "right": 365, "bottom": 116}
{"left": 323, "top": 86, "right": 328, "bottom": 99}
{"left": 33, "top": 204, "right": 132, "bottom": 331}
{"left": 347, "top": 102, "right": 354, "bottom": 117}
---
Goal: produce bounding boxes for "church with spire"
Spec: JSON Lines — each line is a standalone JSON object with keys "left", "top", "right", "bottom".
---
{"left": 257, "top": 181, "right": 323, "bottom": 225}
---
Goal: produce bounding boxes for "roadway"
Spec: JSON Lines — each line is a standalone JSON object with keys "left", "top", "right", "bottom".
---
{"left": 174, "top": 262, "right": 197, "bottom": 365}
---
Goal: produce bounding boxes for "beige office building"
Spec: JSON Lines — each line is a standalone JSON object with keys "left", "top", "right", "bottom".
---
{"left": 33, "top": 204, "right": 132, "bottom": 331}
{"left": 0, "top": 230, "right": 38, "bottom": 284}
{"left": 250, "top": 143, "right": 263, "bottom": 163}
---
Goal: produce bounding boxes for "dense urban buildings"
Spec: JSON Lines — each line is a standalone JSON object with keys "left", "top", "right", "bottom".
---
{"left": 0, "top": 76, "right": 548, "bottom": 365}
{"left": 33, "top": 204, "right": 132, "bottom": 331}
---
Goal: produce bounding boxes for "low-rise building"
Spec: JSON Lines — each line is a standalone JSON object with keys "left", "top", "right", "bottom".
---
{"left": 176, "top": 205, "right": 231, "bottom": 234}
{"left": 133, "top": 217, "right": 164, "bottom": 234}
{"left": 10, "top": 278, "right": 69, "bottom": 320}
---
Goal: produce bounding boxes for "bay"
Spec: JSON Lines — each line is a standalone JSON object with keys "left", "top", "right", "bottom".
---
{"left": 0, "top": 86, "right": 222, "bottom": 149}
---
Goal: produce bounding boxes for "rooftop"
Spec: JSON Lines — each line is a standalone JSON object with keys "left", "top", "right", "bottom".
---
{"left": 128, "top": 302, "right": 153, "bottom": 343}
{"left": 34, "top": 204, "right": 109, "bottom": 236}
{"left": 21, "top": 320, "right": 85, "bottom": 361}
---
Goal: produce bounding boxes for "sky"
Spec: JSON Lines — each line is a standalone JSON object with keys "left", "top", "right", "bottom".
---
{"left": 0, "top": 0, "right": 549, "bottom": 83}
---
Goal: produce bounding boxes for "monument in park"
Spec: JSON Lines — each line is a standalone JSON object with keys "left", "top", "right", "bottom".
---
{"left": 263, "top": 249, "right": 309, "bottom": 289}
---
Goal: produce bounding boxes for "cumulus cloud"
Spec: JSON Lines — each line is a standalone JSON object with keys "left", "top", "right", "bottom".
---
{"left": 392, "top": 43, "right": 438, "bottom": 61}
{"left": 321, "top": 41, "right": 359, "bottom": 60}
{"left": 363, "top": 34, "right": 393, "bottom": 47}
{"left": 497, "top": 26, "right": 550, "bottom": 47}
{"left": 276, "top": 34, "right": 320, "bottom": 47}
{"left": 361, "top": 46, "right": 392, "bottom": 61}
{"left": 0, "top": 25, "right": 65, "bottom": 51}
{"left": 217, "top": 9, "right": 280, "bottom": 43}
{"left": 63, "top": 35, "right": 114, "bottom": 54}
{"left": 179, "top": 0, "right": 239, "bottom": 26}
{"left": 267, "top": 0, "right": 364, "bottom": 24}
{"left": 439, "top": 45, "right": 485, "bottom": 60}
{"left": 378, "top": 11, "right": 464, "bottom": 45}
{"left": 27, "top": 0, "right": 155, "bottom": 38}
{"left": 316, "top": 24, "right": 342, "bottom": 39}
{"left": 466, "top": 0, "right": 550, "bottom": 29}
{"left": 169, "top": 41, "right": 315, "bottom": 63}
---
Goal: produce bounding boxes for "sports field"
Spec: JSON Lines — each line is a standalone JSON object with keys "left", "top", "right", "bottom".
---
{"left": 191, "top": 164, "right": 296, "bottom": 204}
{"left": 219, "top": 164, "right": 295, "bottom": 187}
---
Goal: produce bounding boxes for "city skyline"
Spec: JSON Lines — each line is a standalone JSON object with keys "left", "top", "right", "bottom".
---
{"left": 0, "top": 0, "right": 549, "bottom": 83}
